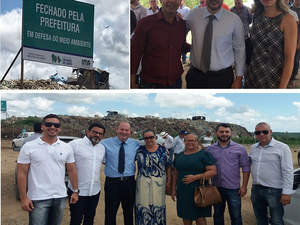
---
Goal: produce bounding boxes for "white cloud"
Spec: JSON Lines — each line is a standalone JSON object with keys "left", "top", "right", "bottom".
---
{"left": 0, "top": 0, "right": 129, "bottom": 89}
{"left": 154, "top": 93, "right": 234, "bottom": 108}
{"left": 275, "top": 116, "right": 298, "bottom": 121}
{"left": 31, "top": 97, "right": 55, "bottom": 111}
{"left": 293, "top": 102, "right": 300, "bottom": 113}
{"left": 66, "top": 105, "right": 90, "bottom": 115}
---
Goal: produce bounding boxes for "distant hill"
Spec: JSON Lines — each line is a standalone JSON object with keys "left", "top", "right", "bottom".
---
{"left": 1, "top": 115, "right": 252, "bottom": 139}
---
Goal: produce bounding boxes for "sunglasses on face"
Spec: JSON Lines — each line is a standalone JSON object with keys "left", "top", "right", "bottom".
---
{"left": 43, "top": 122, "right": 61, "bottom": 128}
{"left": 254, "top": 130, "right": 269, "bottom": 135}
{"left": 144, "top": 136, "right": 155, "bottom": 140}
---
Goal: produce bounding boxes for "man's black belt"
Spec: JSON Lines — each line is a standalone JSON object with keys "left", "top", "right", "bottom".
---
{"left": 193, "top": 66, "right": 232, "bottom": 76}
{"left": 253, "top": 184, "right": 269, "bottom": 189}
{"left": 107, "top": 175, "right": 134, "bottom": 181}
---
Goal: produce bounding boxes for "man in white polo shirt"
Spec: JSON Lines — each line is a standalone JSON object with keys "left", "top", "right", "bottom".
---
{"left": 17, "top": 114, "right": 79, "bottom": 225}
{"left": 68, "top": 123, "right": 106, "bottom": 225}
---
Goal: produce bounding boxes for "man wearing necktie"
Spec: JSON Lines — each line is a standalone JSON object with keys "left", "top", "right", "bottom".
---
{"left": 101, "top": 122, "right": 140, "bottom": 225}
{"left": 184, "top": 0, "right": 245, "bottom": 89}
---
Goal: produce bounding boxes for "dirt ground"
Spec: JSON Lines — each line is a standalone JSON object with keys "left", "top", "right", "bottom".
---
{"left": 1, "top": 139, "right": 299, "bottom": 225}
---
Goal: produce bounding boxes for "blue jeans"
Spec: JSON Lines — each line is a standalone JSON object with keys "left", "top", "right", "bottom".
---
{"left": 250, "top": 185, "right": 284, "bottom": 225}
{"left": 68, "top": 188, "right": 100, "bottom": 225}
{"left": 29, "top": 197, "right": 67, "bottom": 225}
{"left": 213, "top": 187, "right": 242, "bottom": 225}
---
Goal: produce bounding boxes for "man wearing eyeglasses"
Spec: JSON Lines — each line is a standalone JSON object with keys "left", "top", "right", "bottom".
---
{"left": 249, "top": 122, "right": 294, "bottom": 225}
{"left": 67, "top": 123, "right": 106, "bottom": 225}
{"left": 207, "top": 123, "right": 250, "bottom": 225}
{"left": 17, "top": 114, "right": 79, "bottom": 225}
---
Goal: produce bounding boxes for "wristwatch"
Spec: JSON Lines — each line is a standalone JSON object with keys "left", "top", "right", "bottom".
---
{"left": 73, "top": 189, "right": 80, "bottom": 194}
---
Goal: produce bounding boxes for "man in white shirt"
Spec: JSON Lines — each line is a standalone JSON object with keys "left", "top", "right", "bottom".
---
{"left": 147, "top": 0, "right": 160, "bottom": 16}
{"left": 177, "top": 0, "right": 190, "bottom": 64}
{"left": 184, "top": 0, "right": 245, "bottom": 88}
{"left": 172, "top": 130, "right": 187, "bottom": 155}
{"left": 249, "top": 122, "right": 293, "bottom": 225}
{"left": 68, "top": 123, "right": 106, "bottom": 225}
{"left": 160, "top": 131, "right": 174, "bottom": 157}
{"left": 17, "top": 114, "right": 78, "bottom": 225}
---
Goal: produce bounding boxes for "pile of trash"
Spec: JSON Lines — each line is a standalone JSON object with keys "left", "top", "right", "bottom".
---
{"left": 0, "top": 79, "right": 87, "bottom": 90}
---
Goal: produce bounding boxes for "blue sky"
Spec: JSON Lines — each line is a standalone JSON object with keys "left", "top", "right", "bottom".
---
{"left": 0, "top": 0, "right": 129, "bottom": 89}
{"left": 1, "top": 92, "right": 300, "bottom": 132}
{"left": 1, "top": 0, "right": 22, "bottom": 14}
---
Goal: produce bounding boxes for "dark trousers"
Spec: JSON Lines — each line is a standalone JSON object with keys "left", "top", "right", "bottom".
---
{"left": 67, "top": 188, "right": 100, "bottom": 225}
{"left": 139, "top": 77, "right": 182, "bottom": 89}
{"left": 104, "top": 176, "right": 136, "bottom": 225}
{"left": 185, "top": 66, "right": 234, "bottom": 88}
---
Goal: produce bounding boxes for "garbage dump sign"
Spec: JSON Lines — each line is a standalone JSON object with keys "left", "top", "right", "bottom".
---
{"left": 1, "top": 101, "right": 7, "bottom": 112}
{"left": 22, "top": 0, "right": 94, "bottom": 69}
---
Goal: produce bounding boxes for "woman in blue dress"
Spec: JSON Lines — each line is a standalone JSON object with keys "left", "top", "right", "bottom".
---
{"left": 135, "top": 129, "right": 172, "bottom": 225}
{"left": 171, "top": 133, "right": 217, "bottom": 225}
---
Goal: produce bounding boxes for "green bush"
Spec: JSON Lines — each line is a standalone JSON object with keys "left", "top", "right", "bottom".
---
{"left": 3, "top": 117, "right": 41, "bottom": 129}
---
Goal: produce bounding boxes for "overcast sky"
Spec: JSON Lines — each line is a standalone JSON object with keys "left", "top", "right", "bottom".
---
{"left": 0, "top": 0, "right": 129, "bottom": 89}
{"left": 1, "top": 92, "right": 300, "bottom": 133}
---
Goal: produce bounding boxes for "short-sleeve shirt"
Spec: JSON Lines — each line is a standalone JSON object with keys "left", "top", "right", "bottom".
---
{"left": 200, "top": 135, "right": 214, "bottom": 147}
{"left": 17, "top": 137, "right": 74, "bottom": 200}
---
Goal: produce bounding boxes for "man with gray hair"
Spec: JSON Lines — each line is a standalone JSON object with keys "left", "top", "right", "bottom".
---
{"left": 249, "top": 122, "right": 294, "bottom": 225}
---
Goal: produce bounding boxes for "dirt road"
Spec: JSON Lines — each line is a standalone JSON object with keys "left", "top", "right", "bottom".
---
{"left": 1, "top": 139, "right": 299, "bottom": 225}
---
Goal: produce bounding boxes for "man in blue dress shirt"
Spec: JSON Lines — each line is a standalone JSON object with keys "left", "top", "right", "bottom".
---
{"left": 101, "top": 122, "right": 140, "bottom": 225}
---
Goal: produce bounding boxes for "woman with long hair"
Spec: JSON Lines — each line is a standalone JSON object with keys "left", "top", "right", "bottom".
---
{"left": 244, "top": 0, "right": 297, "bottom": 88}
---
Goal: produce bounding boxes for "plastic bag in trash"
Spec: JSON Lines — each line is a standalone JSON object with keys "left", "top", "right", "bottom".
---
{"left": 50, "top": 73, "right": 67, "bottom": 84}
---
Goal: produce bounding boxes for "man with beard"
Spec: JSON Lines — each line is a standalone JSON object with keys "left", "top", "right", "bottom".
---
{"left": 67, "top": 123, "right": 106, "bottom": 225}
{"left": 207, "top": 123, "right": 250, "bottom": 225}
{"left": 17, "top": 114, "right": 78, "bottom": 225}
{"left": 184, "top": 0, "right": 245, "bottom": 88}
{"left": 101, "top": 122, "right": 140, "bottom": 225}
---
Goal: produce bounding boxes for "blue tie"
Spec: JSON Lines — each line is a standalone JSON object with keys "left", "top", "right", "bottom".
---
{"left": 118, "top": 142, "right": 125, "bottom": 173}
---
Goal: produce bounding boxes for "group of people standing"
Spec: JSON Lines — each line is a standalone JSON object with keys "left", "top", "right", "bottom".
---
{"left": 130, "top": 0, "right": 299, "bottom": 89}
{"left": 171, "top": 122, "right": 294, "bottom": 225}
{"left": 17, "top": 114, "right": 295, "bottom": 225}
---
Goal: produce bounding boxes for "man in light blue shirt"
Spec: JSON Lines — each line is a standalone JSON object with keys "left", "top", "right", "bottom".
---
{"left": 249, "top": 122, "right": 293, "bottom": 225}
{"left": 146, "top": 0, "right": 160, "bottom": 16}
{"left": 184, "top": 0, "right": 245, "bottom": 88}
{"left": 101, "top": 122, "right": 140, "bottom": 225}
{"left": 172, "top": 130, "right": 187, "bottom": 155}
